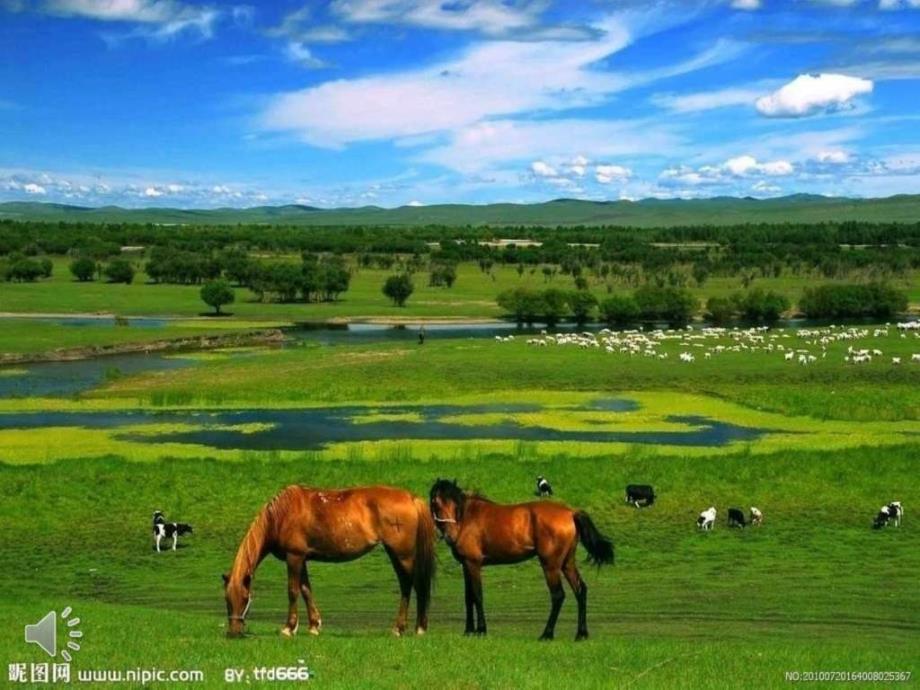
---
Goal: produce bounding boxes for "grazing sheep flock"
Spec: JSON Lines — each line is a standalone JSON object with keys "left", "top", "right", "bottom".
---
{"left": 493, "top": 320, "right": 920, "bottom": 368}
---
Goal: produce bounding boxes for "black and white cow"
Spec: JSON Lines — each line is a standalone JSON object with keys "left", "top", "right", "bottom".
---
{"left": 727, "top": 507, "right": 747, "bottom": 528}
{"left": 697, "top": 507, "right": 716, "bottom": 531}
{"left": 535, "top": 475, "right": 553, "bottom": 497}
{"left": 625, "top": 484, "right": 656, "bottom": 508}
{"left": 873, "top": 501, "right": 903, "bottom": 529}
{"left": 153, "top": 510, "right": 193, "bottom": 552}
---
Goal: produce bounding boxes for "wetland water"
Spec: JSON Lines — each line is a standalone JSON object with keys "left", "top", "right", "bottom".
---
{"left": 0, "top": 401, "right": 769, "bottom": 451}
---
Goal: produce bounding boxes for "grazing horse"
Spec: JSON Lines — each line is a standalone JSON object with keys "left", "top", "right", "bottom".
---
{"left": 223, "top": 485, "right": 436, "bottom": 638}
{"left": 429, "top": 479, "right": 614, "bottom": 641}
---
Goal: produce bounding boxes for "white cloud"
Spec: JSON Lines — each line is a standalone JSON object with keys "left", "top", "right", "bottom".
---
{"left": 816, "top": 149, "right": 850, "bottom": 164}
{"left": 530, "top": 160, "right": 558, "bottom": 178}
{"left": 406, "top": 199, "right": 424, "bottom": 206}
{"left": 261, "top": 16, "right": 742, "bottom": 149}
{"left": 652, "top": 86, "right": 767, "bottom": 113}
{"left": 42, "top": 0, "right": 220, "bottom": 38}
{"left": 143, "top": 186, "right": 164, "bottom": 197}
{"left": 661, "top": 155, "right": 794, "bottom": 186}
{"left": 419, "top": 118, "right": 680, "bottom": 174}
{"left": 730, "top": 0, "right": 761, "bottom": 9}
{"left": 284, "top": 42, "right": 328, "bottom": 68}
{"left": 328, "top": 0, "right": 570, "bottom": 38}
{"left": 23, "top": 182, "right": 47, "bottom": 195}
{"left": 878, "top": 0, "right": 920, "bottom": 7}
{"left": 595, "top": 164, "right": 631, "bottom": 184}
{"left": 755, "top": 73, "right": 873, "bottom": 118}
{"left": 751, "top": 180, "right": 781, "bottom": 195}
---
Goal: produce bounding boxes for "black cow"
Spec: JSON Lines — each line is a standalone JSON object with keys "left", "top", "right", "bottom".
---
{"left": 625, "top": 484, "right": 656, "bottom": 508}
{"left": 727, "top": 507, "right": 747, "bottom": 528}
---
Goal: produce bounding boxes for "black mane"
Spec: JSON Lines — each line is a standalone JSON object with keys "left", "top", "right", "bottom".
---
{"left": 430, "top": 478, "right": 466, "bottom": 509}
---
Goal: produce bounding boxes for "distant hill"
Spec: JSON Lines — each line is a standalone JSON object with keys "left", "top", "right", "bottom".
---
{"left": 1, "top": 195, "right": 918, "bottom": 227}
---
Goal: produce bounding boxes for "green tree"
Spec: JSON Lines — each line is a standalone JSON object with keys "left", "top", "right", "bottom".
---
{"left": 383, "top": 274, "right": 414, "bottom": 307}
{"left": 70, "top": 257, "right": 96, "bottom": 282}
{"left": 104, "top": 259, "right": 135, "bottom": 284}
{"left": 568, "top": 290, "right": 598, "bottom": 324}
{"left": 200, "top": 279, "right": 235, "bottom": 315}
{"left": 600, "top": 294, "right": 640, "bottom": 325}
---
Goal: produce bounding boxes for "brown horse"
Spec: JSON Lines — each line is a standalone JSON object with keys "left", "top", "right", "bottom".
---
{"left": 223, "top": 485, "right": 436, "bottom": 638}
{"left": 429, "top": 479, "right": 613, "bottom": 641}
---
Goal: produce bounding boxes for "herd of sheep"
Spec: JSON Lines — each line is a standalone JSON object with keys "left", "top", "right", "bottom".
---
{"left": 492, "top": 320, "right": 920, "bottom": 367}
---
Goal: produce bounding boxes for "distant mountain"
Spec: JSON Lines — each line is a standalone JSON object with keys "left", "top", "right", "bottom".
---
{"left": 1, "top": 195, "right": 918, "bottom": 227}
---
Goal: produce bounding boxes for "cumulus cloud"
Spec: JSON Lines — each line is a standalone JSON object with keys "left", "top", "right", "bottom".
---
{"left": 755, "top": 73, "right": 873, "bottom": 118}
{"left": 530, "top": 160, "right": 558, "bottom": 178}
{"left": 595, "top": 164, "right": 631, "bottom": 184}
{"left": 661, "top": 155, "right": 794, "bottom": 187}
{"left": 23, "top": 182, "right": 47, "bottom": 194}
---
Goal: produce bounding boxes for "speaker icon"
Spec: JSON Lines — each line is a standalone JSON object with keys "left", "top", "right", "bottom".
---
{"left": 24, "top": 607, "right": 83, "bottom": 660}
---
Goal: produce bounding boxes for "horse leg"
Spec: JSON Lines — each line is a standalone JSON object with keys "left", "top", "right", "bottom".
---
{"left": 462, "top": 562, "right": 475, "bottom": 635}
{"left": 563, "top": 553, "right": 588, "bottom": 641}
{"left": 539, "top": 563, "right": 565, "bottom": 641}
{"left": 281, "top": 554, "right": 304, "bottom": 637}
{"left": 385, "top": 549, "right": 413, "bottom": 637}
{"left": 467, "top": 561, "right": 487, "bottom": 635}
{"left": 299, "top": 562, "right": 322, "bottom": 635}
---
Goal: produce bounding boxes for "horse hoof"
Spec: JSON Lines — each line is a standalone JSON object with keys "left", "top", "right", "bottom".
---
{"left": 415, "top": 627, "right": 426, "bottom": 636}
{"left": 575, "top": 633, "right": 588, "bottom": 642}
{"left": 391, "top": 628, "right": 404, "bottom": 638}
{"left": 539, "top": 633, "right": 554, "bottom": 641}
{"left": 281, "top": 625, "right": 297, "bottom": 638}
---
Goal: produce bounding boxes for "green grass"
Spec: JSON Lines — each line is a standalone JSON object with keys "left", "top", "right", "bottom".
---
{"left": 0, "top": 447, "right": 916, "bottom": 689}
{"left": 1, "top": 322, "right": 919, "bottom": 687}
{"left": 0, "top": 256, "right": 917, "bottom": 323}
{"left": 89, "top": 328, "right": 920, "bottom": 421}
{"left": 0, "top": 318, "right": 266, "bottom": 356}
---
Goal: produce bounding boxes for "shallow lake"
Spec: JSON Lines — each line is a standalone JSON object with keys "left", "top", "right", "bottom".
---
{"left": 0, "top": 399, "right": 769, "bottom": 451}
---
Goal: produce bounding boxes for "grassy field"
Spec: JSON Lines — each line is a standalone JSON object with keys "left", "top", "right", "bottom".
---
{"left": 0, "top": 257, "right": 918, "bottom": 324}
{"left": 0, "top": 324, "right": 918, "bottom": 688}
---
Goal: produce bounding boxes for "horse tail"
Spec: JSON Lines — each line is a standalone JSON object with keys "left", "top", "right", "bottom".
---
{"left": 574, "top": 510, "right": 615, "bottom": 566}
{"left": 413, "top": 497, "right": 437, "bottom": 618}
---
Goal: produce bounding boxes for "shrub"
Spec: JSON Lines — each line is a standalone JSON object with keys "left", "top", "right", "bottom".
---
{"left": 104, "top": 259, "right": 135, "bottom": 284}
{"left": 599, "top": 294, "right": 641, "bottom": 325}
{"left": 383, "top": 274, "right": 414, "bottom": 307}
{"left": 70, "top": 257, "right": 96, "bottom": 282}
{"left": 799, "top": 283, "right": 908, "bottom": 318}
{"left": 634, "top": 286, "right": 697, "bottom": 323}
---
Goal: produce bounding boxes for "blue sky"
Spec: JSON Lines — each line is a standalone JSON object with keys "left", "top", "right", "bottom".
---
{"left": 0, "top": 0, "right": 918, "bottom": 208}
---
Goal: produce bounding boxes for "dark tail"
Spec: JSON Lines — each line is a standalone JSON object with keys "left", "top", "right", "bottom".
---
{"left": 413, "top": 498, "right": 437, "bottom": 621}
{"left": 574, "top": 511, "right": 614, "bottom": 566}
{"left": 177, "top": 523, "right": 193, "bottom": 535}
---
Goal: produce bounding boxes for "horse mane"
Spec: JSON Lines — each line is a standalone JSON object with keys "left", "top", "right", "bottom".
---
{"left": 231, "top": 485, "right": 304, "bottom": 578}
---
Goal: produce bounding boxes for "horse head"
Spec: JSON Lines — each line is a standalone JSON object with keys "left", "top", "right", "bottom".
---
{"left": 429, "top": 478, "right": 465, "bottom": 540}
{"left": 223, "top": 571, "right": 252, "bottom": 638}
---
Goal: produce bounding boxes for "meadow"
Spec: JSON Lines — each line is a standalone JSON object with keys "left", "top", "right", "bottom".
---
{"left": 0, "top": 256, "right": 918, "bottom": 325}
{"left": 0, "top": 321, "right": 918, "bottom": 688}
